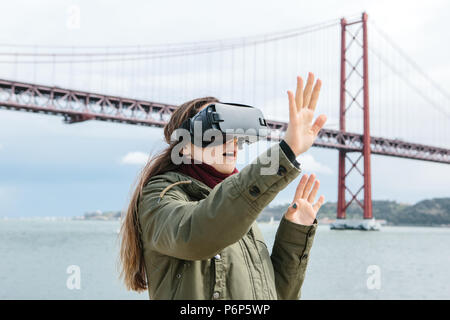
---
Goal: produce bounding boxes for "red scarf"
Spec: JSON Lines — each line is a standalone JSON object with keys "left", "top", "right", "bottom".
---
{"left": 177, "top": 161, "right": 239, "bottom": 189}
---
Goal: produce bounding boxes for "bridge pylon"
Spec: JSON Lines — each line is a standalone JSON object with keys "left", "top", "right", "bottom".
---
{"left": 337, "top": 12, "right": 373, "bottom": 220}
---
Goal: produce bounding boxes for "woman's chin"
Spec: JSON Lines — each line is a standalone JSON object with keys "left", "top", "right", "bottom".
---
{"left": 213, "top": 162, "right": 236, "bottom": 174}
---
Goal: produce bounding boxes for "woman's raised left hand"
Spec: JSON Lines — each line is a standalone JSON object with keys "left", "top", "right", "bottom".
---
{"left": 283, "top": 73, "right": 327, "bottom": 157}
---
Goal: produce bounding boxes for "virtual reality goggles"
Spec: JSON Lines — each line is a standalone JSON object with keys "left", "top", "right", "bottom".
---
{"left": 173, "top": 102, "right": 269, "bottom": 148}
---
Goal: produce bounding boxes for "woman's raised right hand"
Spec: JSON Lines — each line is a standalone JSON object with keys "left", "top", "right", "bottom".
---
{"left": 284, "top": 173, "right": 324, "bottom": 226}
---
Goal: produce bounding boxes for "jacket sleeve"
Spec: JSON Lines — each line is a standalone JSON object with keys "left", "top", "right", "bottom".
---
{"left": 271, "top": 215, "right": 318, "bottom": 300}
{"left": 138, "top": 142, "right": 302, "bottom": 261}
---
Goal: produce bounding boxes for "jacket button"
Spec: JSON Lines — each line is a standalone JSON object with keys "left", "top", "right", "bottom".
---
{"left": 176, "top": 273, "right": 181, "bottom": 279}
{"left": 301, "top": 253, "right": 308, "bottom": 260}
{"left": 214, "top": 254, "right": 221, "bottom": 260}
{"left": 249, "top": 185, "right": 260, "bottom": 197}
{"left": 277, "top": 165, "right": 287, "bottom": 176}
{"left": 212, "top": 292, "right": 220, "bottom": 300}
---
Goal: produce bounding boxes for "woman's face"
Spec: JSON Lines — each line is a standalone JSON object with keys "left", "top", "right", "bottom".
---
{"left": 181, "top": 104, "right": 238, "bottom": 174}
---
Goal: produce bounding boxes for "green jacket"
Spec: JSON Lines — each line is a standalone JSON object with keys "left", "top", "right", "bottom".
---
{"left": 138, "top": 142, "right": 318, "bottom": 300}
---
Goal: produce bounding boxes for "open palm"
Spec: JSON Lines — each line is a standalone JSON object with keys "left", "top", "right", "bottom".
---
{"left": 284, "top": 173, "right": 325, "bottom": 226}
{"left": 283, "top": 73, "right": 327, "bottom": 156}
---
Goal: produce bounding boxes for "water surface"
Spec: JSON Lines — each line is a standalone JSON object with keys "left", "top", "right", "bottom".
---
{"left": 0, "top": 219, "right": 449, "bottom": 299}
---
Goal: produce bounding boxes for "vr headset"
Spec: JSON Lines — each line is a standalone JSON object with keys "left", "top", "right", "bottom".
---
{"left": 173, "top": 102, "right": 269, "bottom": 148}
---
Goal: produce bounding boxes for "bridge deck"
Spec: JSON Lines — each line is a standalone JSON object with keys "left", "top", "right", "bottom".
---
{"left": 1, "top": 78, "right": 449, "bottom": 164}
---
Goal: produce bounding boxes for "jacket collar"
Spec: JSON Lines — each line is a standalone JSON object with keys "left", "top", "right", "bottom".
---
{"left": 154, "top": 170, "right": 212, "bottom": 200}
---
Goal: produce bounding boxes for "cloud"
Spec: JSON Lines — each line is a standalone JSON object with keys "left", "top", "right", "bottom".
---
{"left": 297, "top": 154, "right": 333, "bottom": 174}
{"left": 121, "top": 152, "right": 149, "bottom": 165}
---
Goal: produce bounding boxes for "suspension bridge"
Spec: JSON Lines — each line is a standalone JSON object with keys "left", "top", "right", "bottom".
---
{"left": 0, "top": 12, "right": 449, "bottom": 220}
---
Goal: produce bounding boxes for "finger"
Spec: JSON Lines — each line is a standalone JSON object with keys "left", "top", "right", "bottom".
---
{"left": 311, "top": 114, "right": 327, "bottom": 136}
{"left": 287, "top": 90, "right": 297, "bottom": 123}
{"left": 302, "top": 173, "right": 316, "bottom": 199}
{"left": 294, "top": 174, "right": 308, "bottom": 200}
{"left": 308, "top": 79, "right": 322, "bottom": 111}
{"left": 302, "top": 72, "right": 315, "bottom": 108}
{"left": 313, "top": 195, "right": 325, "bottom": 212}
{"left": 295, "top": 76, "right": 304, "bottom": 111}
{"left": 307, "top": 180, "right": 320, "bottom": 204}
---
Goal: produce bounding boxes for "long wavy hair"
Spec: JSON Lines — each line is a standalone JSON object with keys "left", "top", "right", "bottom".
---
{"left": 118, "top": 96, "right": 219, "bottom": 292}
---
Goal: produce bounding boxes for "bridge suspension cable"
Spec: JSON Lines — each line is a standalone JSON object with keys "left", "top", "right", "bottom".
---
{"left": 0, "top": 18, "right": 339, "bottom": 64}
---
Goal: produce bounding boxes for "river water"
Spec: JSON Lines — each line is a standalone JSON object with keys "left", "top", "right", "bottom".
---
{"left": 0, "top": 219, "right": 449, "bottom": 299}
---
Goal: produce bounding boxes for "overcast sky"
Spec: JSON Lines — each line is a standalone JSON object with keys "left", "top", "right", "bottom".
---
{"left": 0, "top": 0, "right": 449, "bottom": 217}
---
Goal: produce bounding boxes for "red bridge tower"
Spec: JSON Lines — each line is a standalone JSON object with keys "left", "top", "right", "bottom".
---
{"left": 337, "top": 12, "right": 373, "bottom": 220}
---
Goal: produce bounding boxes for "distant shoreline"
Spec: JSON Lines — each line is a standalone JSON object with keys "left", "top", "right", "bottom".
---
{"left": 1, "top": 216, "right": 449, "bottom": 228}
{"left": 2, "top": 197, "right": 449, "bottom": 228}
{"left": 259, "top": 197, "right": 450, "bottom": 228}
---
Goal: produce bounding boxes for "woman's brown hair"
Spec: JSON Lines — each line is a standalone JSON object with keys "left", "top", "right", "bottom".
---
{"left": 118, "top": 96, "right": 219, "bottom": 292}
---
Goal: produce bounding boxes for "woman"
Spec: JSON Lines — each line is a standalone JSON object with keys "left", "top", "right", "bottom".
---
{"left": 119, "top": 73, "right": 327, "bottom": 300}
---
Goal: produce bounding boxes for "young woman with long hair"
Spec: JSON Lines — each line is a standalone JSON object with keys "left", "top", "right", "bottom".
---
{"left": 119, "top": 73, "right": 327, "bottom": 299}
